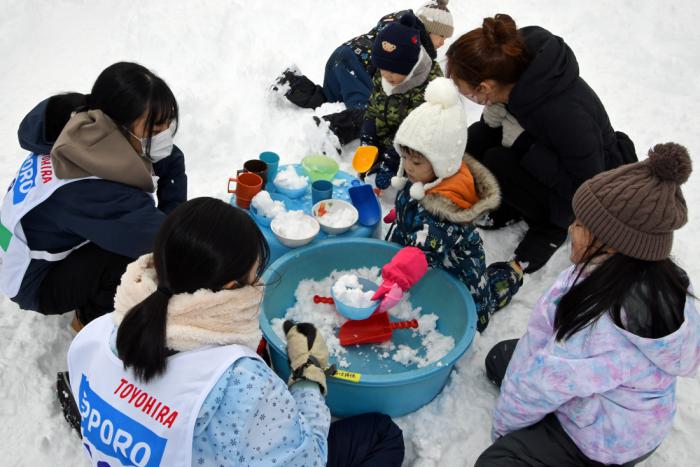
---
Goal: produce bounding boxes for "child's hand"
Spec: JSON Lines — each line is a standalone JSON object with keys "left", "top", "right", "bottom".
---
{"left": 383, "top": 208, "right": 397, "bottom": 224}
{"left": 372, "top": 282, "right": 404, "bottom": 312}
{"left": 283, "top": 321, "right": 333, "bottom": 394}
{"left": 483, "top": 103, "right": 508, "bottom": 128}
{"left": 370, "top": 247, "right": 428, "bottom": 311}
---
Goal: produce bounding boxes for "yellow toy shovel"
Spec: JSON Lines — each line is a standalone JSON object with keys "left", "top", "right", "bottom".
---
{"left": 352, "top": 146, "right": 378, "bottom": 174}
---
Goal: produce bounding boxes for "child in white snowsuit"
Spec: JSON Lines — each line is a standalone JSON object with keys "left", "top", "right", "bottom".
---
{"left": 386, "top": 78, "right": 523, "bottom": 331}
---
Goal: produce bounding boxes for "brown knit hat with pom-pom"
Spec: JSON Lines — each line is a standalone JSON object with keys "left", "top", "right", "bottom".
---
{"left": 572, "top": 143, "right": 692, "bottom": 260}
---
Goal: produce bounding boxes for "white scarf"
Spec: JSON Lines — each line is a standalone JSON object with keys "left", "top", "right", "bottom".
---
{"left": 112, "top": 254, "right": 263, "bottom": 352}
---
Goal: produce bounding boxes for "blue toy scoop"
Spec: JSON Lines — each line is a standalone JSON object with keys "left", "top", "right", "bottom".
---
{"left": 349, "top": 180, "right": 381, "bottom": 226}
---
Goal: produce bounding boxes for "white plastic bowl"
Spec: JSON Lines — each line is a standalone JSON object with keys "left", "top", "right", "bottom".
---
{"left": 312, "top": 199, "right": 359, "bottom": 235}
{"left": 271, "top": 213, "right": 320, "bottom": 248}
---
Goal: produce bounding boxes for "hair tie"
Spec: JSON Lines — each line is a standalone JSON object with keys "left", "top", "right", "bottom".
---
{"left": 157, "top": 285, "right": 173, "bottom": 298}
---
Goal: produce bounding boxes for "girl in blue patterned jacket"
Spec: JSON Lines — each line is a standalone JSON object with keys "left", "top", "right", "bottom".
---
{"left": 386, "top": 78, "right": 523, "bottom": 331}
{"left": 64, "top": 197, "right": 404, "bottom": 466}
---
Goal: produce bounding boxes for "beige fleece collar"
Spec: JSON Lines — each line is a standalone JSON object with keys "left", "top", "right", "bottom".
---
{"left": 51, "top": 110, "right": 155, "bottom": 192}
{"left": 112, "top": 255, "right": 263, "bottom": 352}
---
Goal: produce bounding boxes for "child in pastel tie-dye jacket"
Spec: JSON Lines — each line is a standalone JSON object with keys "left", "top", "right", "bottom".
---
{"left": 477, "top": 143, "right": 700, "bottom": 466}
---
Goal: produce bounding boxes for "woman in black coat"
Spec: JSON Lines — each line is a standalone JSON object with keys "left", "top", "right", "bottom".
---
{"left": 445, "top": 14, "right": 637, "bottom": 272}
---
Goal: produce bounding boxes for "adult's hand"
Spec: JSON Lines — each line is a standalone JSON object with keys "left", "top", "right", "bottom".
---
{"left": 483, "top": 103, "right": 508, "bottom": 128}
{"left": 502, "top": 112, "right": 525, "bottom": 148}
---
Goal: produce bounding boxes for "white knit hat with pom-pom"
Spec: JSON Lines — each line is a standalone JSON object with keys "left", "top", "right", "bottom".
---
{"left": 391, "top": 76, "right": 468, "bottom": 200}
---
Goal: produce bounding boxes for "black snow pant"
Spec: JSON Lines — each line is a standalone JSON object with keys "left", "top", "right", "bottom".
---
{"left": 327, "top": 412, "right": 405, "bottom": 467}
{"left": 467, "top": 121, "right": 567, "bottom": 272}
{"left": 38, "top": 243, "right": 132, "bottom": 324}
{"left": 477, "top": 340, "right": 656, "bottom": 467}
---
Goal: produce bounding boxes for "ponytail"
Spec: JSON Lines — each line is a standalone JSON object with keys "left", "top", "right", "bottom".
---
{"left": 116, "top": 287, "right": 172, "bottom": 383}
{"left": 44, "top": 92, "right": 89, "bottom": 142}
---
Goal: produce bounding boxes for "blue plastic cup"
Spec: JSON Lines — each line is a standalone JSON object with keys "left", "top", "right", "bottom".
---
{"left": 259, "top": 152, "right": 280, "bottom": 186}
{"left": 312, "top": 180, "right": 333, "bottom": 205}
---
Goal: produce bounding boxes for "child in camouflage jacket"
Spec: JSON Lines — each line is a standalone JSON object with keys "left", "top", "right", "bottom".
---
{"left": 360, "top": 13, "right": 443, "bottom": 189}
{"left": 386, "top": 78, "right": 523, "bottom": 331}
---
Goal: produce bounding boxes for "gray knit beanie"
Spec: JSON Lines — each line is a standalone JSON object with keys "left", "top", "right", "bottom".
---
{"left": 572, "top": 143, "right": 692, "bottom": 261}
{"left": 416, "top": 0, "right": 454, "bottom": 38}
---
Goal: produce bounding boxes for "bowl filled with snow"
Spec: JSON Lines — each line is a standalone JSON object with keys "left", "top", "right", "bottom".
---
{"left": 270, "top": 211, "right": 320, "bottom": 248}
{"left": 259, "top": 238, "right": 477, "bottom": 417}
{"left": 272, "top": 165, "right": 309, "bottom": 199}
{"left": 312, "top": 199, "right": 359, "bottom": 235}
{"left": 330, "top": 275, "right": 379, "bottom": 320}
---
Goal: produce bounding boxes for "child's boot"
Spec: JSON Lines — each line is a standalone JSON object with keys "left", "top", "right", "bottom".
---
{"left": 56, "top": 372, "right": 82, "bottom": 436}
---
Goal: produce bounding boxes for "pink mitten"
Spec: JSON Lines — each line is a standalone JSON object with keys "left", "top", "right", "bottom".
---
{"left": 383, "top": 208, "right": 397, "bottom": 224}
{"left": 371, "top": 247, "right": 428, "bottom": 311}
{"left": 372, "top": 282, "right": 403, "bottom": 312}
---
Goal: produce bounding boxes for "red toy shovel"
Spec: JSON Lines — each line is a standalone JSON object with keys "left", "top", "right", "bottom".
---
{"left": 339, "top": 312, "right": 418, "bottom": 346}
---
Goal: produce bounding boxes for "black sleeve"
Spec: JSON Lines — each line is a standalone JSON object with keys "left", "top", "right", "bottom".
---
{"left": 520, "top": 108, "right": 605, "bottom": 201}
{"left": 153, "top": 145, "right": 187, "bottom": 215}
{"left": 55, "top": 180, "right": 167, "bottom": 258}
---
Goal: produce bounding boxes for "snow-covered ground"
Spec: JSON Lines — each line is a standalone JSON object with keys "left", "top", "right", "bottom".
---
{"left": 1, "top": 1, "right": 698, "bottom": 465}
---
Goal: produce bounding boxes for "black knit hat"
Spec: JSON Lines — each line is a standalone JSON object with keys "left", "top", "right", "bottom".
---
{"left": 372, "top": 13, "right": 421, "bottom": 75}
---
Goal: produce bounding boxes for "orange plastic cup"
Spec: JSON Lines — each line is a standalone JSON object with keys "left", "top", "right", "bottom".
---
{"left": 228, "top": 172, "right": 263, "bottom": 209}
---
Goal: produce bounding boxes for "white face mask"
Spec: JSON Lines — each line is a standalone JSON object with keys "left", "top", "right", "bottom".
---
{"left": 381, "top": 77, "right": 396, "bottom": 95}
{"left": 126, "top": 122, "right": 175, "bottom": 163}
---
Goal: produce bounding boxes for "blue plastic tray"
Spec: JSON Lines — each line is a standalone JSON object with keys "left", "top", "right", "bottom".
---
{"left": 233, "top": 165, "right": 379, "bottom": 263}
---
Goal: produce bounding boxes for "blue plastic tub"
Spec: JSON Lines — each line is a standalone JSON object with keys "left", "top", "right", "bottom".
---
{"left": 259, "top": 238, "right": 477, "bottom": 417}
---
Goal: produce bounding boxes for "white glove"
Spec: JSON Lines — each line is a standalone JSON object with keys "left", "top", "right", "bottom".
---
{"left": 501, "top": 112, "right": 524, "bottom": 148}
{"left": 482, "top": 103, "right": 508, "bottom": 128}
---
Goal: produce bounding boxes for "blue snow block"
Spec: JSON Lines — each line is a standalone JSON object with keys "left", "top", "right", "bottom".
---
{"left": 259, "top": 238, "right": 477, "bottom": 417}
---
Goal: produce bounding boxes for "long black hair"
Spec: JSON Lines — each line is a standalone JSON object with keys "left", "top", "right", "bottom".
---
{"left": 554, "top": 246, "right": 690, "bottom": 341}
{"left": 46, "top": 62, "right": 178, "bottom": 157}
{"left": 116, "top": 197, "right": 269, "bottom": 382}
